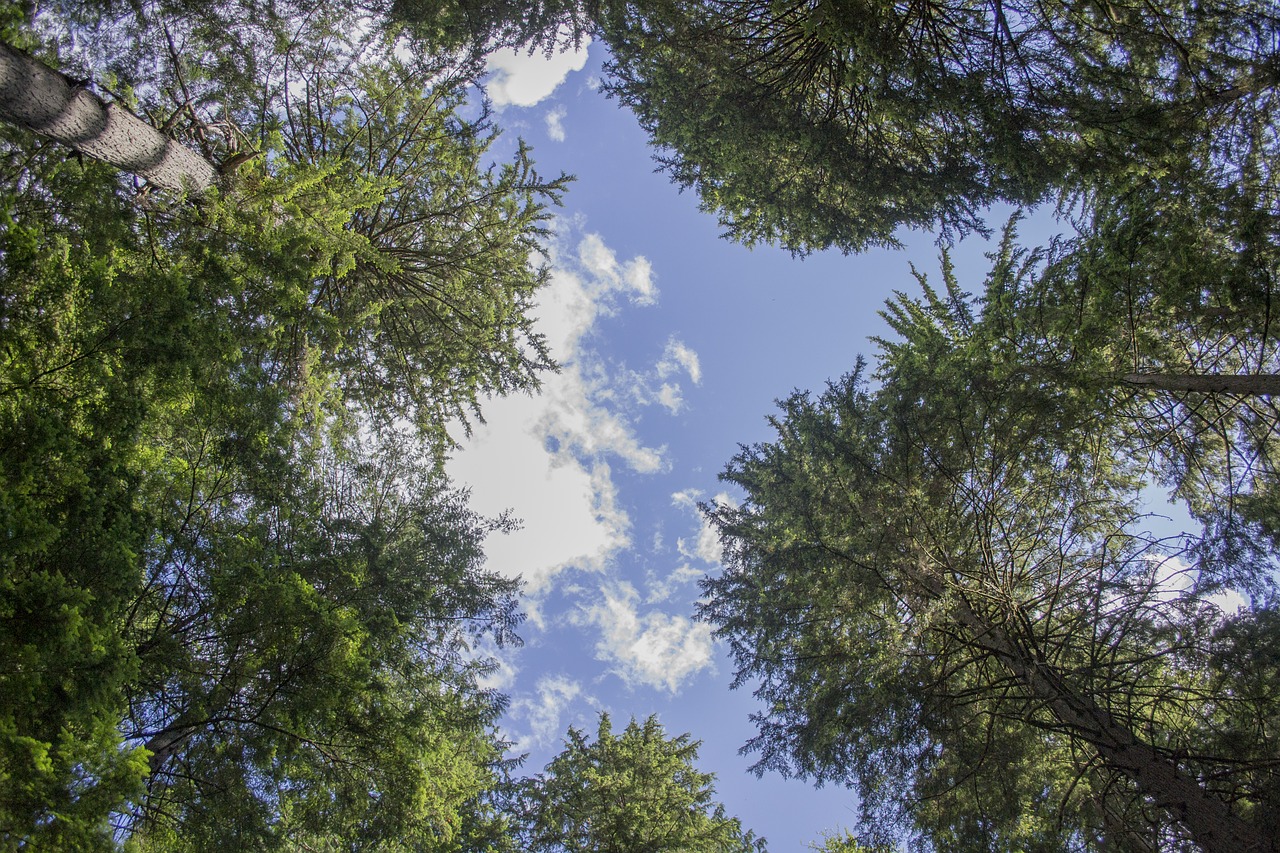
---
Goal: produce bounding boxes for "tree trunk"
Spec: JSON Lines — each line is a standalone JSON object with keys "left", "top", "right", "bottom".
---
{"left": 0, "top": 41, "right": 217, "bottom": 192}
{"left": 1122, "top": 372, "right": 1280, "bottom": 396}
{"left": 974, "top": 619, "right": 1273, "bottom": 852}
{"left": 144, "top": 721, "right": 196, "bottom": 777}
{"left": 908, "top": 556, "right": 1275, "bottom": 853}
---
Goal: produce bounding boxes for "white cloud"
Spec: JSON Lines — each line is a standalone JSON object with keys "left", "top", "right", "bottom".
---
{"left": 509, "top": 675, "right": 585, "bottom": 752}
{"left": 1145, "top": 553, "right": 1248, "bottom": 614}
{"left": 578, "top": 234, "right": 657, "bottom": 306}
{"left": 680, "top": 520, "right": 723, "bottom": 566}
{"left": 473, "top": 637, "right": 520, "bottom": 694}
{"left": 533, "top": 234, "right": 657, "bottom": 355}
{"left": 447, "top": 230, "right": 666, "bottom": 597}
{"left": 672, "top": 490, "right": 734, "bottom": 566}
{"left": 615, "top": 337, "right": 702, "bottom": 415}
{"left": 1213, "top": 588, "right": 1249, "bottom": 614}
{"left": 539, "top": 394, "right": 667, "bottom": 474}
{"left": 545, "top": 104, "right": 568, "bottom": 141}
{"left": 575, "top": 582, "right": 715, "bottom": 693}
{"left": 451, "top": 395, "right": 632, "bottom": 596}
{"left": 645, "top": 563, "right": 705, "bottom": 604}
{"left": 655, "top": 383, "right": 683, "bottom": 415}
{"left": 658, "top": 338, "right": 702, "bottom": 385}
{"left": 623, "top": 257, "right": 656, "bottom": 304}
{"left": 485, "top": 34, "right": 591, "bottom": 107}
{"left": 1147, "top": 553, "right": 1196, "bottom": 602}
{"left": 671, "top": 489, "right": 700, "bottom": 510}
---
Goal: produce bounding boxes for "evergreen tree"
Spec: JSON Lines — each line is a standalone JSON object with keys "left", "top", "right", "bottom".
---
{"left": 515, "top": 714, "right": 767, "bottom": 853}
{"left": 120, "top": 423, "right": 522, "bottom": 849}
{"left": 808, "top": 833, "right": 889, "bottom": 853}
{"left": 971, "top": 210, "right": 1280, "bottom": 593}
{"left": 595, "top": 0, "right": 1280, "bottom": 253}
{"left": 1, "top": 3, "right": 563, "bottom": 844}
{"left": 701, "top": 258, "right": 1279, "bottom": 848}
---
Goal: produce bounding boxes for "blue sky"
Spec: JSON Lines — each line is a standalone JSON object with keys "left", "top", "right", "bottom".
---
{"left": 447, "top": 36, "right": 1046, "bottom": 850}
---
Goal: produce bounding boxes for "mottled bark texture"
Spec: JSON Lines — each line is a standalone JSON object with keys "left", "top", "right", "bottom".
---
{"left": 1123, "top": 373, "right": 1280, "bottom": 396}
{"left": 0, "top": 41, "right": 217, "bottom": 192}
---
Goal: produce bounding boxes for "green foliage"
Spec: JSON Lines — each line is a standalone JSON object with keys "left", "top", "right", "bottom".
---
{"left": 267, "top": 52, "right": 569, "bottom": 440}
{"left": 949, "top": 210, "right": 1280, "bottom": 594}
{"left": 119, "top": 419, "right": 522, "bottom": 849}
{"left": 1200, "top": 609, "right": 1280, "bottom": 837}
{"left": 1, "top": 3, "right": 572, "bottom": 845}
{"left": 808, "top": 832, "right": 890, "bottom": 853}
{"left": 11, "top": 1, "right": 1280, "bottom": 851}
{"left": 515, "top": 714, "right": 767, "bottom": 853}
{"left": 23, "top": 0, "right": 571, "bottom": 441}
{"left": 1089, "top": 205, "right": 1279, "bottom": 547}
{"left": 0, "top": 144, "right": 189, "bottom": 849}
{"left": 701, "top": 247, "right": 1279, "bottom": 848}
{"left": 391, "top": 0, "right": 593, "bottom": 54}
{"left": 598, "top": 0, "right": 1280, "bottom": 253}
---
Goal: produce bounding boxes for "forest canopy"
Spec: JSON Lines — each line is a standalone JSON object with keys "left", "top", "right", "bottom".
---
{"left": 2, "top": 0, "right": 1278, "bottom": 850}
{"left": 1, "top": 0, "right": 558, "bottom": 846}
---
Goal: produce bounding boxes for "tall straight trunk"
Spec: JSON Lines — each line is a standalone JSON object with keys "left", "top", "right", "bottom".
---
{"left": 964, "top": 606, "right": 1273, "bottom": 852}
{"left": 907, "top": 556, "right": 1275, "bottom": 853}
{"left": 0, "top": 41, "right": 217, "bottom": 192}
{"left": 1123, "top": 372, "right": 1280, "bottom": 396}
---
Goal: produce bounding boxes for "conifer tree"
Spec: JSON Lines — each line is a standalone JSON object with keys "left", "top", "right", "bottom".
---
{"left": 515, "top": 714, "right": 767, "bottom": 853}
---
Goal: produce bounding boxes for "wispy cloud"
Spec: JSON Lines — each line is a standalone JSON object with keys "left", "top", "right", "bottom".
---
{"left": 645, "top": 563, "right": 705, "bottom": 604}
{"left": 658, "top": 338, "right": 702, "bottom": 385}
{"left": 1144, "top": 553, "right": 1247, "bottom": 613}
{"left": 654, "top": 383, "right": 684, "bottom": 414}
{"left": 672, "top": 490, "right": 734, "bottom": 566}
{"left": 485, "top": 34, "right": 591, "bottom": 108}
{"left": 509, "top": 675, "right": 587, "bottom": 752}
{"left": 539, "top": 394, "right": 667, "bottom": 474}
{"left": 473, "top": 636, "right": 520, "bottom": 694}
{"left": 575, "top": 582, "right": 715, "bottom": 693}
{"left": 616, "top": 337, "right": 703, "bottom": 415}
{"left": 578, "top": 233, "right": 657, "bottom": 307}
{"left": 545, "top": 104, "right": 568, "bottom": 141}
{"left": 638, "top": 490, "right": 733, "bottom": 604}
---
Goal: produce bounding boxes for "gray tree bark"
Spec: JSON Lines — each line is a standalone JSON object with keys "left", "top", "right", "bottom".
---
{"left": 907, "top": 555, "right": 1276, "bottom": 853}
{"left": 1123, "top": 372, "right": 1280, "bottom": 396}
{"left": 0, "top": 41, "right": 217, "bottom": 192}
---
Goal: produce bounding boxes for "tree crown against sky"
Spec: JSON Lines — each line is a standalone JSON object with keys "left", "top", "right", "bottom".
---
{"left": 899, "top": 210, "right": 1280, "bottom": 592}
{"left": 377, "top": 0, "right": 1280, "bottom": 260}
{"left": 594, "top": 0, "right": 1280, "bottom": 253}
{"left": 0, "top": 2, "right": 568, "bottom": 846}
{"left": 0, "top": 132, "right": 529, "bottom": 853}
{"left": 701, "top": 240, "right": 1280, "bottom": 850}
{"left": 4, "top": 0, "right": 1280, "bottom": 848}
{"left": 7, "top": 0, "right": 573, "bottom": 444}
{"left": 514, "top": 713, "right": 767, "bottom": 853}
{"left": 26, "top": 0, "right": 1280, "bottom": 255}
